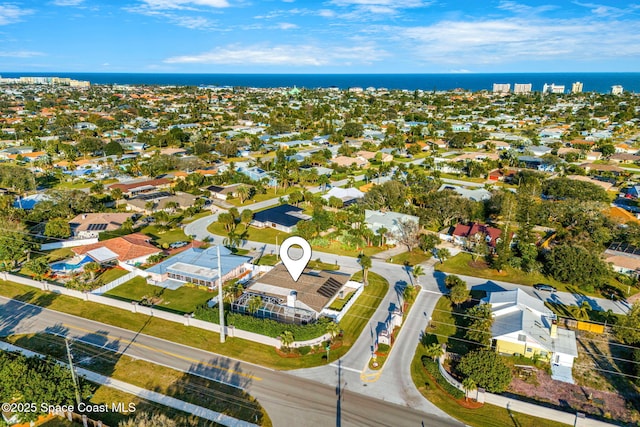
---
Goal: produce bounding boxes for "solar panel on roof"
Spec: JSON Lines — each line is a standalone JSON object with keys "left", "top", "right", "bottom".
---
{"left": 317, "top": 277, "right": 342, "bottom": 298}
{"left": 87, "top": 223, "right": 108, "bottom": 231}
{"left": 135, "top": 191, "right": 172, "bottom": 201}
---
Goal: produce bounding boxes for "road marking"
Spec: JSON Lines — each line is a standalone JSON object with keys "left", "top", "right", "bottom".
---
{"left": 62, "top": 323, "right": 262, "bottom": 382}
{"left": 329, "top": 363, "right": 361, "bottom": 374}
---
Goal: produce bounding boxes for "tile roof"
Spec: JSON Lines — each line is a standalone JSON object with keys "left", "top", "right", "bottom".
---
{"left": 72, "top": 233, "right": 161, "bottom": 262}
{"left": 249, "top": 264, "right": 351, "bottom": 313}
{"left": 452, "top": 222, "right": 502, "bottom": 247}
{"left": 69, "top": 212, "right": 134, "bottom": 234}
{"left": 108, "top": 178, "right": 172, "bottom": 192}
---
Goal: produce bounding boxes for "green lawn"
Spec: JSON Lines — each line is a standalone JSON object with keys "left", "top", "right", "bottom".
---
{"left": 328, "top": 290, "right": 355, "bottom": 311}
{"left": 435, "top": 252, "right": 638, "bottom": 298}
{"left": 307, "top": 259, "right": 340, "bottom": 271}
{"left": 0, "top": 271, "right": 388, "bottom": 370}
{"left": 182, "top": 210, "right": 213, "bottom": 224}
{"left": 105, "top": 276, "right": 213, "bottom": 313}
{"left": 388, "top": 248, "right": 431, "bottom": 265}
{"left": 337, "top": 271, "right": 388, "bottom": 350}
{"left": 311, "top": 240, "right": 384, "bottom": 258}
{"left": 46, "top": 248, "right": 75, "bottom": 262}
{"left": 141, "top": 224, "right": 190, "bottom": 246}
{"left": 254, "top": 254, "right": 279, "bottom": 266}
{"left": 5, "top": 333, "right": 270, "bottom": 426}
{"left": 226, "top": 186, "right": 299, "bottom": 207}
{"left": 96, "top": 267, "right": 129, "bottom": 285}
{"left": 207, "top": 222, "right": 291, "bottom": 245}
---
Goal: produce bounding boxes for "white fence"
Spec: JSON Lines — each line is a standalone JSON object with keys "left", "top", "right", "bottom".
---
{"left": 90, "top": 271, "right": 138, "bottom": 295}
{"left": 4, "top": 272, "right": 288, "bottom": 348}
{"left": 41, "top": 238, "right": 98, "bottom": 250}
{"left": 322, "top": 282, "right": 364, "bottom": 322}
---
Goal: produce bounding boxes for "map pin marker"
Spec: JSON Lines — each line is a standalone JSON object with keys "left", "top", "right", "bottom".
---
{"left": 280, "top": 236, "right": 312, "bottom": 282}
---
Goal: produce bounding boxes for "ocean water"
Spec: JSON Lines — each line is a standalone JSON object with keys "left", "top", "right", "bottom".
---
{"left": 1, "top": 72, "right": 638, "bottom": 93}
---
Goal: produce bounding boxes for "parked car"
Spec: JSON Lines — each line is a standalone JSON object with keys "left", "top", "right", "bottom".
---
{"left": 169, "top": 241, "right": 188, "bottom": 249}
{"left": 533, "top": 283, "right": 557, "bottom": 292}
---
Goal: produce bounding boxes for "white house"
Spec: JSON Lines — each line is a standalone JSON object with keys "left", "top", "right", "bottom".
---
{"left": 484, "top": 289, "right": 578, "bottom": 384}
{"left": 364, "top": 210, "right": 420, "bottom": 246}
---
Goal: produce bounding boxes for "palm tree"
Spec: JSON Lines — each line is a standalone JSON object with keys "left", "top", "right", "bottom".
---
{"left": 462, "top": 377, "right": 477, "bottom": 402}
{"left": 26, "top": 257, "right": 50, "bottom": 281}
{"left": 326, "top": 321, "right": 340, "bottom": 342}
{"left": 403, "top": 284, "right": 417, "bottom": 304}
{"left": 449, "top": 283, "right": 470, "bottom": 308}
{"left": 359, "top": 254, "right": 372, "bottom": 285}
{"left": 412, "top": 265, "right": 425, "bottom": 286}
{"left": 424, "top": 342, "right": 444, "bottom": 361}
{"left": 83, "top": 262, "right": 101, "bottom": 281}
{"left": 237, "top": 185, "right": 249, "bottom": 204}
{"left": 571, "top": 301, "right": 591, "bottom": 320}
{"left": 436, "top": 248, "right": 450, "bottom": 264}
{"left": 280, "top": 330, "right": 294, "bottom": 350}
{"left": 377, "top": 226, "right": 388, "bottom": 247}
{"left": 247, "top": 295, "right": 262, "bottom": 315}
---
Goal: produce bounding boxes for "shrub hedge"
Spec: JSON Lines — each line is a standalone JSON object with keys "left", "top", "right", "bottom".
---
{"left": 194, "top": 305, "right": 330, "bottom": 341}
{"left": 421, "top": 355, "right": 464, "bottom": 399}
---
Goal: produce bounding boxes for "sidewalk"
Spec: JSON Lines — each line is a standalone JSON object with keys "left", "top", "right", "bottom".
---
{"left": 0, "top": 342, "right": 258, "bottom": 427}
{"left": 485, "top": 393, "right": 615, "bottom": 427}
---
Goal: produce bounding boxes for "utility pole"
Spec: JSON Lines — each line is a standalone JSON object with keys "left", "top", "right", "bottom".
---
{"left": 65, "top": 338, "right": 81, "bottom": 406}
{"left": 217, "top": 245, "right": 225, "bottom": 343}
{"left": 276, "top": 236, "right": 279, "bottom": 261}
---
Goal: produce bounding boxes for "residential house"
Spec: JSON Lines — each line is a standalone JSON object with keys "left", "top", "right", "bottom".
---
{"left": 322, "top": 187, "right": 365, "bottom": 206}
{"left": 233, "top": 264, "right": 357, "bottom": 324}
{"left": 72, "top": 233, "right": 162, "bottom": 268}
{"left": 69, "top": 212, "right": 135, "bottom": 239}
{"left": 236, "top": 165, "right": 277, "bottom": 187}
{"left": 364, "top": 210, "right": 420, "bottom": 246}
{"left": 445, "top": 222, "right": 503, "bottom": 248}
{"left": 125, "top": 191, "right": 197, "bottom": 214}
{"left": 527, "top": 146, "right": 553, "bottom": 157}
{"left": 356, "top": 150, "right": 392, "bottom": 163}
{"left": 251, "top": 204, "right": 311, "bottom": 233}
{"left": 109, "top": 178, "right": 172, "bottom": 198}
{"left": 483, "top": 289, "right": 578, "bottom": 383}
{"left": 146, "top": 245, "right": 251, "bottom": 290}
{"left": 206, "top": 183, "right": 247, "bottom": 200}
{"left": 332, "top": 155, "right": 369, "bottom": 168}
{"left": 438, "top": 184, "right": 491, "bottom": 202}
{"left": 604, "top": 242, "right": 640, "bottom": 277}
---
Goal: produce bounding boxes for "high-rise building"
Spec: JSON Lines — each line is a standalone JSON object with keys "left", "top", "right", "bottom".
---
{"left": 492, "top": 83, "right": 511, "bottom": 94}
{"left": 543, "top": 83, "right": 565, "bottom": 94}
{"left": 571, "top": 82, "right": 583, "bottom": 93}
{"left": 611, "top": 85, "right": 623, "bottom": 95}
{"left": 513, "top": 83, "right": 532, "bottom": 94}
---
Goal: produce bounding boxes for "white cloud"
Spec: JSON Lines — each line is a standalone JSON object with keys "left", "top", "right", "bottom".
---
{"left": 277, "top": 22, "right": 298, "bottom": 30}
{"left": 572, "top": 1, "right": 639, "bottom": 17}
{"left": 0, "top": 50, "right": 44, "bottom": 58}
{"left": 0, "top": 4, "right": 33, "bottom": 25}
{"left": 124, "top": 4, "right": 219, "bottom": 29}
{"left": 52, "top": 0, "right": 85, "bottom": 6}
{"left": 399, "top": 16, "right": 640, "bottom": 65}
{"left": 326, "top": 0, "right": 432, "bottom": 19}
{"left": 164, "top": 43, "right": 387, "bottom": 66}
{"left": 137, "top": 0, "right": 229, "bottom": 10}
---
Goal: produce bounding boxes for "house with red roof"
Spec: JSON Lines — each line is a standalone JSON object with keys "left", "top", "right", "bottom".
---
{"left": 450, "top": 222, "right": 503, "bottom": 249}
{"left": 72, "top": 233, "right": 162, "bottom": 267}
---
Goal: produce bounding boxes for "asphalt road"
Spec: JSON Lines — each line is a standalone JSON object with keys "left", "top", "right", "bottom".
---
{"left": 0, "top": 296, "right": 462, "bottom": 427}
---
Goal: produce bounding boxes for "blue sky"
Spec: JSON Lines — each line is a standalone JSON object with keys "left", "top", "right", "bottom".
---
{"left": 1, "top": 0, "right": 639, "bottom": 73}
